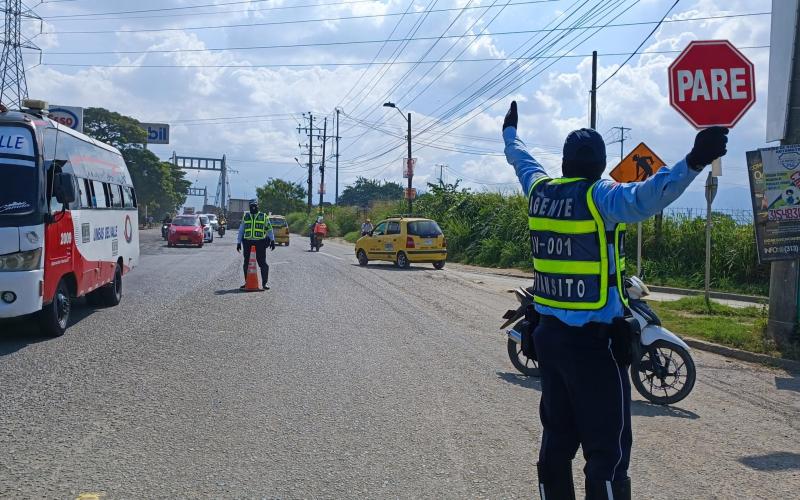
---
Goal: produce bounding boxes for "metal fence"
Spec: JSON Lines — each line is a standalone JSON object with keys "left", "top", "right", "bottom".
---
{"left": 663, "top": 207, "right": 753, "bottom": 225}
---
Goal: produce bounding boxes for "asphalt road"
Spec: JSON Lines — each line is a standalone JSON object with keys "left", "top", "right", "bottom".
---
{"left": 1, "top": 229, "right": 798, "bottom": 499}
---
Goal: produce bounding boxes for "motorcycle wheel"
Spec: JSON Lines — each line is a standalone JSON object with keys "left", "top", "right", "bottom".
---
{"left": 507, "top": 338, "right": 540, "bottom": 377}
{"left": 631, "top": 340, "right": 696, "bottom": 405}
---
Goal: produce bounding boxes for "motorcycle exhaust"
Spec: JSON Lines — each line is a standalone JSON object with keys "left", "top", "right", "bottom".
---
{"left": 506, "top": 328, "right": 522, "bottom": 344}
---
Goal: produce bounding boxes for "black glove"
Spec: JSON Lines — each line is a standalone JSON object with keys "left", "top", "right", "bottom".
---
{"left": 236, "top": 243, "right": 241, "bottom": 252}
{"left": 503, "top": 100, "right": 518, "bottom": 131}
{"left": 270, "top": 239, "right": 276, "bottom": 251}
{"left": 686, "top": 126, "right": 729, "bottom": 171}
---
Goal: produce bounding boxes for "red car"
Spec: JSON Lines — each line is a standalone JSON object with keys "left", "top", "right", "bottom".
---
{"left": 167, "top": 215, "right": 204, "bottom": 248}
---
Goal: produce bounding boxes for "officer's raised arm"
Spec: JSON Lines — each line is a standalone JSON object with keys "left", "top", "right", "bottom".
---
{"left": 502, "top": 101, "right": 548, "bottom": 194}
{"left": 592, "top": 127, "right": 729, "bottom": 224}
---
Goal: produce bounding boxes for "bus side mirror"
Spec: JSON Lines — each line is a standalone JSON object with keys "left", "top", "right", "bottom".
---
{"left": 54, "top": 172, "right": 77, "bottom": 204}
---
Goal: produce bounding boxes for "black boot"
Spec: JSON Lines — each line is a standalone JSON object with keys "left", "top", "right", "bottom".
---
{"left": 537, "top": 462, "right": 576, "bottom": 500}
{"left": 585, "top": 477, "right": 630, "bottom": 500}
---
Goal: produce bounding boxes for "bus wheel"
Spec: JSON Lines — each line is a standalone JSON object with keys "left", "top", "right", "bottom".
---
{"left": 98, "top": 263, "right": 123, "bottom": 307}
{"left": 39, "top": 279, "right": 71, "bottom": 337}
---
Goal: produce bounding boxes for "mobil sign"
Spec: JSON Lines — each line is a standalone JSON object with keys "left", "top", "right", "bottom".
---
{"left": 668, "top": 40, "right": 755, "bottom": 129}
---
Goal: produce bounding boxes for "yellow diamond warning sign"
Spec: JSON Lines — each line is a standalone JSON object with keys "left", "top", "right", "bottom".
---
{"left": 609, "top": 142, "right": 667, "bottom": 183}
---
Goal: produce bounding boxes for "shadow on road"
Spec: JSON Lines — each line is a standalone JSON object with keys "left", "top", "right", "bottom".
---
{"left": 738, "top": 452, "right": 800, "bottom": 471}
{"left": 496, "top": 371, "right": 542, "bottom": 391}
{"left": 349, "top": 263, "right": 428, "bottom": 272}
{"left": 631, "top": 401, "right": 700, "bottom": 419}
{"left": 0, "top": 299, "right": 98, "bottom": 357}
{"left": 775, "top": 375, "right": 800, "bottom": 393}
{"left": 214, "top": 288, "right": 251, "bottom": 295}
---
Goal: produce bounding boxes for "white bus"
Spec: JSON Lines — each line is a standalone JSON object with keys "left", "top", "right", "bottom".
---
{"left": 0, "top": 101, "right": 139, "bottom": 336}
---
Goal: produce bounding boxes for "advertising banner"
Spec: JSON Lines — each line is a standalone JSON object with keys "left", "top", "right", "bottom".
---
{"left": 746, "top": 144, "right": 800, "bottom": 262}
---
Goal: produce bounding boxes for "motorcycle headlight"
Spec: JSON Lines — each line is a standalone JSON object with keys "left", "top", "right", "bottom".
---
{"left": 0, "top": 248, "right": 42, "bottom": 272}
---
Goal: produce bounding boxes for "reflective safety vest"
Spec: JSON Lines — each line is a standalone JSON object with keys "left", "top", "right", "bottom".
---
{"left": 243, "top": 212, "right": 270, "bottom": 240}
{"left": 528, "top": 177, "right": 627, "bottom": 310}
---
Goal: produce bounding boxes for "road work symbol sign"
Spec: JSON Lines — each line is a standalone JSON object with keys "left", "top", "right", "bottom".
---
{"left": 609, "top": 142, "right": 666, "bottom": 183}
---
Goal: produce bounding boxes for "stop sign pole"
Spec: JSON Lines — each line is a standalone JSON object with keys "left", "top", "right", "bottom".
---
{"left": 668, "top": 40, "right": 756, "bottom": 304}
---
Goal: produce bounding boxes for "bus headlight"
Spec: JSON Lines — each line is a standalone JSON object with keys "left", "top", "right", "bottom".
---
{"left": 0, "top": 248, "right": 42, "bottom": 272}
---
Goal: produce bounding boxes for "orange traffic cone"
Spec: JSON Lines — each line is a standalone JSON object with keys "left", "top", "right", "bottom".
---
{"left": 243, "top": 245, "right": 262, "bottom": 292}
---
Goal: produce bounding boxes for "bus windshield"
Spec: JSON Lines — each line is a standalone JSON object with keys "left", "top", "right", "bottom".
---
{"left": 0, "top": 127, "right": 37, "bottom": 216}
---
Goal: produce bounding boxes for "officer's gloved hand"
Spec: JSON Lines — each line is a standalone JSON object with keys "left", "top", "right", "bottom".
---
{"left": 270, "top": 239, "right": 276, "bottom": 251}
{"left": 503, "top": 101, "right": 518, "bottom": 131}
{"left": 236, "top": 243, "right": 241, "bottom": 252}
{"left": 686, "top": 126, "right": 729, "bottom": 171}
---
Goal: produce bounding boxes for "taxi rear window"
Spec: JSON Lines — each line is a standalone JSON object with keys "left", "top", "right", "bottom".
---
{"left": 407, "top": 220, "right": 443, "bottom": 237}
{"left": 270, "top": 218, "right": 287, "bottom": 227}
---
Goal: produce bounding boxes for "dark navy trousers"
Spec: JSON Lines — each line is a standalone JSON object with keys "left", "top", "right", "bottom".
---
{"left": 533, "top": 314, "right": 632, "bottom": 482}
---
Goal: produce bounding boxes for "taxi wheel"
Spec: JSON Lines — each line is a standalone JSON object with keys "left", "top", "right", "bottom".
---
{"left": 357, "top": 250, "right": 369, "bottom": 266}
{"left": 396, "top": 251, "right": 410, "bottom": 269}
{"left": 433, "top": 260, "right": 445, "bottom": 270}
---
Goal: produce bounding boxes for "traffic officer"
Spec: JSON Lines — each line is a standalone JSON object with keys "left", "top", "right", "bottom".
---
{"left": 237, "top": 199, "right": 275, "bottom": 290}
{"left": 502, "top": 101, "right": 727, "bottom": 499}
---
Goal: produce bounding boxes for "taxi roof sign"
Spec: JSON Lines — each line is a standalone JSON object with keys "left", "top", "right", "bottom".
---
{"left": 609, "top": 142, "right": 666, "bottom": 183}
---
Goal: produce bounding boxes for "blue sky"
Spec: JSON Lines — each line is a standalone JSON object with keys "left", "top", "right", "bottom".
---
{"left": 24, "top": 0, "right": 773, "bottom": 210}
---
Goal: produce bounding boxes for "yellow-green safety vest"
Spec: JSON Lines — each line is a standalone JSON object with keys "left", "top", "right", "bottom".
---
{"left": 528, "top": 177, "right": 627, "bottom": 310}
{"left": 243, "top": 212, "right": 271, "bottom": 240}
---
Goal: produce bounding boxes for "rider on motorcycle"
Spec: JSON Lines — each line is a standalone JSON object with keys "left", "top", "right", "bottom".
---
{"left": 309, "top": 216, "right": 327, "bottom": 248}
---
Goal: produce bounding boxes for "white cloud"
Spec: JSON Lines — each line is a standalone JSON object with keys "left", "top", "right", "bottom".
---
{"left": 24, "top": 0, "right": 773, "bottom": 206}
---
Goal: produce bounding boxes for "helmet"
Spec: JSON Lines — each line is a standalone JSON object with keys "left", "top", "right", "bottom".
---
{"left": 317, "top": 216, "right": 323, "bottom": 223}
{"left": 248, "top": 199, "right": 258, "bottom": 208}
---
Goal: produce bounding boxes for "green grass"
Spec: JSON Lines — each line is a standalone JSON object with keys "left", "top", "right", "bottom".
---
{"left": 647, "top": 297, "right": 800, "bottom": 360}
{"left": 343, "top": 231, "right": 361, "bottom": 243}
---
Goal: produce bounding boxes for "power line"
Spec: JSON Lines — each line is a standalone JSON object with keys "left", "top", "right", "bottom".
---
{"left": 42, "top": 0, "right": 557, "bottom": 29}
{"left": 40, "top": 0, "right": 378, "bottom": 19}
{"left": 596, "top": 0, "right": 679, "bottom": 88}
{"left": 38, "top": 11, "right": 769, "bottom": 57}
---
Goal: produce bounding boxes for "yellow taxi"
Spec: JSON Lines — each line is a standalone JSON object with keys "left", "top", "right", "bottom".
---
{"left": 355, "top": 216, "right": 447, "bottom": 269}
{"left": 269, "top": 215, "right": 290, "bottom": 246}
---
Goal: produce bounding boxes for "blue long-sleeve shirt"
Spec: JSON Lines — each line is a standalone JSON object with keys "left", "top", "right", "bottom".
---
{"left": 237, "top": 214, "right": 275, "bottom": 244}
{"left": 503, "top": 127, "right": 700, "bottom": 325}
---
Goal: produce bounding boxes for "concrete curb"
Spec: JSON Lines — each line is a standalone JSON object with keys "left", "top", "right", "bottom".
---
{"left": 648, "top": 285, "right": 767, "bottom": 304}
{"left": 682, "top": 337, "right": 800, "bottom": 373}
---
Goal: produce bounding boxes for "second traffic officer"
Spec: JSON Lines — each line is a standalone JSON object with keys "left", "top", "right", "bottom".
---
{"left": 237, "top": 199, "right": 276, "bottom": 290}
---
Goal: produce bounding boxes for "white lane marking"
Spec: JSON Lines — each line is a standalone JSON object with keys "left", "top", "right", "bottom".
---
{"left": 318, "top": 252, "right": 345, "bottom": 260}
{"left": 270, "top": 261, "right": 289, "bottom": 265}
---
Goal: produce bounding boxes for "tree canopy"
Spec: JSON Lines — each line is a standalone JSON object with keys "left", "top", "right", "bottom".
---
{"left": 338, "top": 177, "right": 404, "bottom": 206}
{"left": 256, "top": 178, "right": 307, "bottom": 215}
{"left": 83, "top": 107, "right": 189, "bottom": 220}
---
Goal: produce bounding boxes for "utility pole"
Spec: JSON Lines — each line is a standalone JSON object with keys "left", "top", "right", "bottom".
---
{"left": 0, "top": 0, "right": 41, "bottom": 108}
{"left": 589, "top": 50, "right": 598, "bottom": 129}
{"left": 335, "top": 108, "right": 341, "bottom": 205}
{"left": 608, "top": 126, "right": 640, "bottom": 274}
{"left": 436, "top": 164, "right": 447, "bottom": 186}
{"left": 407, "top": 112, "right": 413, "bottom": 213}
{"left": 297, "top": 113, "right": 323, "bottom": 212}
{"left": 768, "top": 2, "right": 800, "bottom": 347}
{"left": 319, "top": 117, "right": 327, "bottom": 209}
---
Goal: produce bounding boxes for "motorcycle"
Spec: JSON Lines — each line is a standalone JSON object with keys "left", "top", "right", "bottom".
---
{"left": 502, "top": 276, "right": 696, "bottom": 405}
{"left": 217, "top": 224, "right": 226, "bottom": 237}
{"left": 161, "top": 223, "right": 170, "bottom": 240}
{"left": 310, "top": 232, "right": 324, "bottom": 252}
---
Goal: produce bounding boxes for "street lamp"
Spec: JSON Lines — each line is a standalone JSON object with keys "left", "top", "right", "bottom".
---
{"left": 383, "top": 101, "right": 413, "bottom": 213}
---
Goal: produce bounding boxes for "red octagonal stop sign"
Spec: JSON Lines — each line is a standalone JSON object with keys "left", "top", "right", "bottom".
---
{"left": 668, "top": 40, "right": 755, "bottom": 129}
